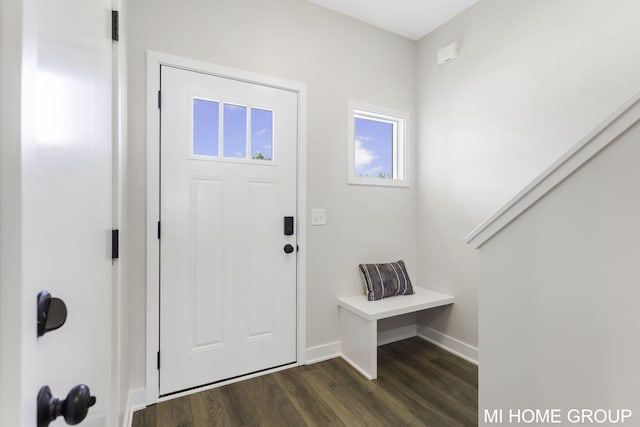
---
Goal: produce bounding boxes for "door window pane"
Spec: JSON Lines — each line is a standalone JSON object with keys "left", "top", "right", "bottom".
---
{"left": 354, "top": 117, "right": 394, "bottom": 178}
{"left": 251, "top": 108, "right": 273, "bottom": 161}
{"left": 223, "top": 104, "right": 247, "bottom": 159}
{"left": 193, "top": 99, "right": 219, "bottom": 156}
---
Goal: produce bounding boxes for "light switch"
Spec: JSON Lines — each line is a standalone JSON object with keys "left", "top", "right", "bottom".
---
{"left": 311, "top": 209, "right": 326, "bottom": 226}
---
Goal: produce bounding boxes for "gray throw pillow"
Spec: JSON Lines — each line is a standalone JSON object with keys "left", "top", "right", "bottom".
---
{"left": 358, "top": 260, "right": 414, "bottom": 301}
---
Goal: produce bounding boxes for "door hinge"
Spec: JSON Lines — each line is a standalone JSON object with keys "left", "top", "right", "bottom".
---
{"left": 157, "top": 351, "right": 160, "bottom": 370}
{"left": 157, "top": 90, "right": 161, "bottom": 109}
{"left": 157, "top": 221, "right": 161, "bottom": 239}
{"left": 112, "top": 229, "right": 119, "bottom": 259}
{"left": 111, "top": 10, "right": 119, "bottom": 42}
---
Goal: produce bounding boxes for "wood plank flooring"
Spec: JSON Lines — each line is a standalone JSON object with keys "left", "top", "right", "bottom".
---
{"left": 132, "top": 337, "right": 478, "bottom": 426}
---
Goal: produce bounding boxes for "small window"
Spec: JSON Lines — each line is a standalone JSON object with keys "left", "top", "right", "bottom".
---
{"left": 348, "top": 103, "right": 408, "bottom": 187}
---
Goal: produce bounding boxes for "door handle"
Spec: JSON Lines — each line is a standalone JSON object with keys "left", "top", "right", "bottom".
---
{"left": 37, "top": 291, "right": 67, "bottom": 337}
{"left": 283, "top": 244, "right": 295, "bottom": 254}
{"left": 37, "top": 385, "right": 96, "bottom": 427}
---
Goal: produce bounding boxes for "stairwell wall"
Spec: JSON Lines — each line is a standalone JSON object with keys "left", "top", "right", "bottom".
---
{"left": 415, "top": 0, "right": 640, "bottom": 354}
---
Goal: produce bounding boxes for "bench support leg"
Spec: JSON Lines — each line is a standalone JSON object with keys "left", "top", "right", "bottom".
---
{"left": 339, "top": 307, "right": 377, "bottom": 380}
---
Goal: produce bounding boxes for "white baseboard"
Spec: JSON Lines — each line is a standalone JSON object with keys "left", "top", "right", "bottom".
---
{"left": 307, "top": 326, "right": 477, "bottom": 367}
{"left": 340, "top": 354, "right": 374, "bottom": 380}
{"left": 377, "top": 324, "right": 417, "bottom": 346}
{"left": 305, "top": 341, "right": 340, "bottom": 364}
{"left": 418, "top": 326, "right": 479, "bottom": 365}
{"left": 124, "top": 388, "right": 146, "bottom": 427}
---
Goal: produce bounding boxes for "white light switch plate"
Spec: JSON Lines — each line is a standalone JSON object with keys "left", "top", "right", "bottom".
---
{"left": 311, "top": 209, "right": 326, "bottom": 226}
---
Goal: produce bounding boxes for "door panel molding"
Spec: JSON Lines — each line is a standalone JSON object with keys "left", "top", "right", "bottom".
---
{"left": 145, "top": 51, "right": 307, "bottom": 404}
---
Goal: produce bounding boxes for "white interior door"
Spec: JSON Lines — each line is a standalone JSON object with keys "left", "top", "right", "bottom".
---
{"left": 19, "top": 0, "right": 113, "bottom": 426}
{"left": 159, "top": 65, "right": 298, "bottom": 395}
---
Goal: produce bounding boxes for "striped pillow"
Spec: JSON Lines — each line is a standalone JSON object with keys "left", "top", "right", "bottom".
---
{"left": 359, "top": 260, "right": 414, "bottom": 301}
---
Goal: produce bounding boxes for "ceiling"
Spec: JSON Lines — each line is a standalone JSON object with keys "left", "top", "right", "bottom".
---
{"left": 307, "top": 0, "right": 480, "bottom": 41}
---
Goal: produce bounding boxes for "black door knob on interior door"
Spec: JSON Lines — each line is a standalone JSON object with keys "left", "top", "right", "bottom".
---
{"left": 283, "top": 244, "right": 295, "bottom": 254}
{"left": 37, "top": 384, "right": 96, "bottom": 427}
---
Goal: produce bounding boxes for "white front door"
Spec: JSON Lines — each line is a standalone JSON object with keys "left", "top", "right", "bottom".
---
{"left": 159, "top": 65, "right": 298, "bottom": 395}
{"left": 16, "top": 0, "right": 113, "bottom": 425}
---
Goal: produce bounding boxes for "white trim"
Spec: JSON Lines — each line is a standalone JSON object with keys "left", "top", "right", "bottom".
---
{"left": 417, "top": 326, "right": 479, "bottom": 365}
{"left": 340, "top": 354, "right": 376, "bottom": 380}
{"left": 465, "top": 91, "right": 640, "bottom": 249}
{"left": 123, "top": 388, "right": 146, "bottom": 427}
{"left": 347, "top": 100, "right": 410, "bottom": 188}
{"left": 122, "top": 392, "right": 132, "bottom": 427}
{"left": 130, "top": 388, "right": 147, "bottom": 412}
{"left": 111, "top": 1, "right": 128, "bottom": 423}
{"left": 145, "top": 51, "right": 161, "bottom": 405}
{"left": 377, "top": 324, "right": 417, "bottom": 346}
{"left": 0, "top": 0, "right": 24, "bottom": 423}
{"left": 145, "top": 50, "right": 307, "bottom": 404}
{"left": 305, "top": 341, "right": 341, "bottom": 364}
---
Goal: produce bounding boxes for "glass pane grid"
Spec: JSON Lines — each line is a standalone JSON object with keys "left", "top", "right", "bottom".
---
{"left": 193, "top": 98, "right": 274, "bottom": 162}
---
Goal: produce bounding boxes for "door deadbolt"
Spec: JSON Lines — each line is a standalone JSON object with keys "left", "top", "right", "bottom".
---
{"left": 37, "top": 291, "right": 68, "bottom": 337}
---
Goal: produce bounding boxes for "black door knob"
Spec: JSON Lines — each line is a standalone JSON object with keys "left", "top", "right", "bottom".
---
{"left": 283, "top": 244, "right": 295, "bottom": 254}
{"left": 38, "top": 385, "right": 96, "bottom": 427}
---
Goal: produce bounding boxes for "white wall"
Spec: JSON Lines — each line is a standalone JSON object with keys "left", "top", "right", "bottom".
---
{"left": 415, "top": 0, "right": 640, "bottom": 352}
{"left": 125, "top": 0, "right": 417, "bottom": 390}
{"left": 478, "top": 120, "right": 640, "bottom": 424}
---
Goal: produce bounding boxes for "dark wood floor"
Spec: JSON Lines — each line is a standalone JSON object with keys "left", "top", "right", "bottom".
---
{"left": 132, "top": 337, "right": 478, "bottom": 426}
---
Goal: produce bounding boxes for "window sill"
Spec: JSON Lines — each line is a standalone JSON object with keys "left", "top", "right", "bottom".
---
{"left": 347, "top": 178, "right": 410, "bottom": 188}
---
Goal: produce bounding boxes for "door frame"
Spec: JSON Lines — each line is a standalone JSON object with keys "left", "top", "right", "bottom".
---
{"left": 145, "top": 51, "right": 307, "bottom": 404}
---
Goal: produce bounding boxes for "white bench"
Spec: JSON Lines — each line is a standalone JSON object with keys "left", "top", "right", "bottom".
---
{"left": 337, "top": 287, "right": 453, "bottom": 380}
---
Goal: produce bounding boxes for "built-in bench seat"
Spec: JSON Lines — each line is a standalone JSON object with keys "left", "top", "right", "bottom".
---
{"left": 337, "top": 287, "right": 454, "bottom": 379}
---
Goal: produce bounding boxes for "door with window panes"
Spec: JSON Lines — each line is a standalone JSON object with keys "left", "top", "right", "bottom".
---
{"left": 158, "top": 65, "right": 298, "bottom": 395}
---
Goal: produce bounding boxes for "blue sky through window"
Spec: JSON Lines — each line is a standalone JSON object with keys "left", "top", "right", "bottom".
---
{"left": 354, "top": 117, "right": 393, "bottom": 178}
{"left": 251, "top": 108, "right": 273, "bottom": 160}
{"left": 194, "top": 100, "right": 275, "bottom": 161}
{"left": 223, "top": 104, "right": 247, "bottom": 158}
{"left": 193, "top": 99, "right": 219, "bottom": 156}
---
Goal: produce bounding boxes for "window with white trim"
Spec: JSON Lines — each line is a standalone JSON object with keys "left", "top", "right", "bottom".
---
{"left": 348, "top": 103, "right": 408, "bottom": 187}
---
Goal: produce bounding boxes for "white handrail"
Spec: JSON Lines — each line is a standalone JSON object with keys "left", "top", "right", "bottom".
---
{"left": 465, "top": 91, "right": 640, "bottom": 249}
